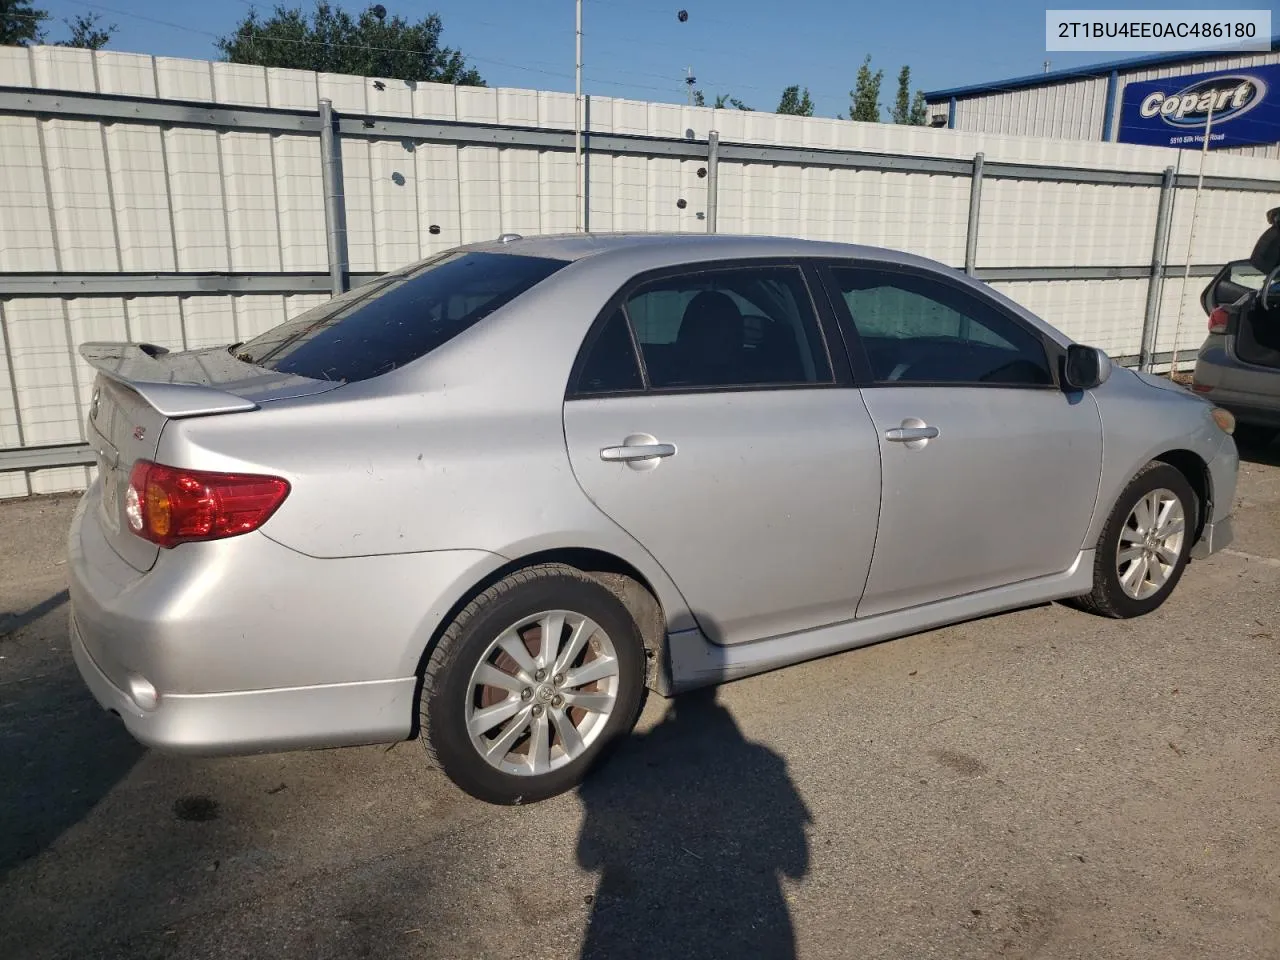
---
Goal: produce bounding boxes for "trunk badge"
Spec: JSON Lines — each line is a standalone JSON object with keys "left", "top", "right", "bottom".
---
{"left": 133, "top": 426, "right": 146, "bottom": 441}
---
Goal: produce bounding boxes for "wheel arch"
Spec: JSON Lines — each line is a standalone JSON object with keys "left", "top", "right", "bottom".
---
{"left": 408, "top": 546, "right": 674, "bottom": 738}
{"left": 1151, "top": 448, "right": 1211, "bottom": 545}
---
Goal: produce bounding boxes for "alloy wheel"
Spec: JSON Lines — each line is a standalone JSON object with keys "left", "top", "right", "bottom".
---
{"left": 1115, "top": 488, "right": 1186, "bottom": 600}
{"left": 465, "top": 610, "right": 619, "bottom": 776}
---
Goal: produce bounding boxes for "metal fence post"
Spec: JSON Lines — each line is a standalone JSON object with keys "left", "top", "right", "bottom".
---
{"left": 318, "top": 98, "right": 349, "bottom": 296}
{"left": 964, "top": 152, "right": 984, "bottom": 276}
{"left": 0, "top": 302, "right": 31, "bottom": 496}
{"left": 582, "top": 94, "right": 592, "bottom": 233}
{"left": 706, "top": 130, "right": 720, "bottom": 234}
{"left": 959, "top": 152, "right": 985, "bottom": 340}
{"left": 1140, "top": 165, "right": 1177, "bottom": 371}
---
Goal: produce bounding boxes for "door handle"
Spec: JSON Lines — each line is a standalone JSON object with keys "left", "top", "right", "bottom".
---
{"left": 884, "top": 425, "right": 939, "bottom": 442}
{"left": 884, "top": 418, "right": 939, "bottom": 450}
{"left": 600, "top": 442, "right": 677, "bottom": 462}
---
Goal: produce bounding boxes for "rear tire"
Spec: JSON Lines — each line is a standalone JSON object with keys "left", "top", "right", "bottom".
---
{"left": 420, "top": 564, "right": 646, "bottom": 805}
{"left": 1233, "top": 423, "right": 1278, "bottom": 449}
{"left": 1072, "top": 462, "right": 1196, "bottom": 619}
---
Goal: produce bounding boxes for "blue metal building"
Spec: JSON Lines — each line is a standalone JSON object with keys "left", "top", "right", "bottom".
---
{"left": 924, "top": 39, "right": 1280, "bottom": 158}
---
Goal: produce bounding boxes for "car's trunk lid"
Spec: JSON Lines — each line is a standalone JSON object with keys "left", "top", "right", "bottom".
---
{"left": 81, "top": 342, "right": 341, "bottom": 572}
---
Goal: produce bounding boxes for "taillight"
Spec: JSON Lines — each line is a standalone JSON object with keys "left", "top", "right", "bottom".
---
{"left": 1208, "top": 307, "right": 1229, "bottom": 334}
{"left": 126, "top": 460, "right": 290, "bottom": 548}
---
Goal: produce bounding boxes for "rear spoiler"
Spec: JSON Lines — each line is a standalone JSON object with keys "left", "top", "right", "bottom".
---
{"left": 79, "top": 342, "right": 258, "bottom": 419}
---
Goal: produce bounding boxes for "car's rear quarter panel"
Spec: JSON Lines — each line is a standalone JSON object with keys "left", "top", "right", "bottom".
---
{"left": 69, "top": 484, "right": 505, "bottom": 692}
{"left": 157, "top": 259, "right": 698, "bottom": 637}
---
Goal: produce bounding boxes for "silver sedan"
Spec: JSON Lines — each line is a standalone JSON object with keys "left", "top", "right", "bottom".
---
{"left": 68, "top": 233, "right": 1240, "bottom": 804}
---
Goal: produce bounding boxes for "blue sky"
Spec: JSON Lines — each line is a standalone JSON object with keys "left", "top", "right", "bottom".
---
{"left": 34, "top": 0, "right": 1280, "bottom": 117}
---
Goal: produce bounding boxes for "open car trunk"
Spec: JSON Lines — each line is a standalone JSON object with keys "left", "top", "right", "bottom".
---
{"left": 1235, "top": 303, "right": 1280, "bottom": 370}
{"left": 81, "top": 342, "right": 341, "bottom": 573}
{"left": 1211, "top": 206, "right": 1280, "bottom": 372}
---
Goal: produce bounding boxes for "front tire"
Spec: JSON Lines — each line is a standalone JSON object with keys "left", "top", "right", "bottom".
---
{"left": 1073, "top": 462, "right": 1196, "bottom": 619}
{"left": 420, "top": 564, "right": 647, "bottom": 805}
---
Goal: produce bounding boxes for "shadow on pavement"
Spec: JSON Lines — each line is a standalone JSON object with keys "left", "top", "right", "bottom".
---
{"left": 0, "top": 588, "right": 69, "bottom": 639}
{"left": 575, "top": 685, "right": 812, "bottom": 960}
{"left": 0, "top": 599, "right": 144, "bottom": 881}
{"left": 1236, "top": 433, "right": 1280, "bottom": 468}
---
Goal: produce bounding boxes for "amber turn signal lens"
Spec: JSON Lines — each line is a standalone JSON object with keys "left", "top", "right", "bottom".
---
{"left": 144, "top": 483, "right": 172, "bottom": 536}
{"left": 1210, "top": 407, "right": 1236, "bottom": 435}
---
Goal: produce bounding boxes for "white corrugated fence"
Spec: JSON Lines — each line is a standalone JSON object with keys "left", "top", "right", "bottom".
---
{"left": 1, "top": 44, "right": 1278, "bottom": 498}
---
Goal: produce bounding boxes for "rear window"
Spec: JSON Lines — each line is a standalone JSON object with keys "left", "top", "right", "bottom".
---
{"left": 235, "top": 251, "right": 568, "bottom": 382}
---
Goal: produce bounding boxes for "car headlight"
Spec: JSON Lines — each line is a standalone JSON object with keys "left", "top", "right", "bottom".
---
{"left": 1210, "top": 407, "right": 1236, "bottom": 435}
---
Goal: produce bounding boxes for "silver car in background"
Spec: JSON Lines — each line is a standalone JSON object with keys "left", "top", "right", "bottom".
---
{"left": 68, "top": 233, "right": 1239, "bottom": 805}
{"left": 1193, "top": 257, "right": 1280, "bottom": 449}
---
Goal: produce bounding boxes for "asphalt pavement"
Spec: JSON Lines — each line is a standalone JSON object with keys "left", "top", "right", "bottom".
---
{"left": 2, "top": 445, "right": 1278, "bottom": 960}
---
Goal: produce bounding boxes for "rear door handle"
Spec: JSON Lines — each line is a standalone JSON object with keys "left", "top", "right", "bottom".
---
{"left": 600, "top": 443, "right": 677, "bottom": 462}
{"left": 884, "top": 425, "right": 939, "bottom": 442}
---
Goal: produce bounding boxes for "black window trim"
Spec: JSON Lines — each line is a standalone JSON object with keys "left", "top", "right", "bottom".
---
{"left": 812, "top": 258, "right": 1068, "bottom": 392}
{"left": 570, "top": 304, "right": 648, "bottom": 399}
{"left": 565, "top": 257, "right": 854, "bottom": 401}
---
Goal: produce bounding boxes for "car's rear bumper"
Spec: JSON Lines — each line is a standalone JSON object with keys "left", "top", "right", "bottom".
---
{"left": 1215, "top": 400, "right": 1280, "bottom": 429}
{"left": 71, "top": 614, "right": 418, "bottom": 754}
{"left": 67, "top": 483, "right": 505, "bottom": 755}
{"left": 1194, "top": 381, "right": 1280, "bottom": 427}
{"left": 1193, "top": 347, "right": 1280, "bottom": 427}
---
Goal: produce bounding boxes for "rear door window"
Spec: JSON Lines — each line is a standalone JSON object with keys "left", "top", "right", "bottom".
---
{"left": 235, "top": 251, "right": 569, "bottom": 382}
{"left": 621, "top": 266, "right": 833, "bottom": 390}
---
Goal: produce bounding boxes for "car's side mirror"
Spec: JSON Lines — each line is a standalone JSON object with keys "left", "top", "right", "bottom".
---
{"left": 1202, "top": 258, "right": 1264, "bottom": 314}
{"left": 1063, "top": 344, "right": 1112, "bottom": 390}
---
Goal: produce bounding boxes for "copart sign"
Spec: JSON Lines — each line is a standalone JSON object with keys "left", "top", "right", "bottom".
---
{"left": 1117, "top": 64, "right": 1280, "bottom": 148}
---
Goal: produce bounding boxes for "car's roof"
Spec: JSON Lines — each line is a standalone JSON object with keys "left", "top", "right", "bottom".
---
{"left": 455, "top": 231, "right": 945, "bottom": 271}
{"left": 443, "top": 231, "right": 1073, "bottom": 347}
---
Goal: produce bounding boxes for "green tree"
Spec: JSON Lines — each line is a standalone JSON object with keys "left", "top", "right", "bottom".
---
{"left": 776, "top": 84, "right": 814, "bottom": 117}
{"left": 892, "top": 65, "right": 911, "bottom": 124}
{"left": 216, "top": 2, "right": 484, "bottom": 85}
{"left": 892, "top": 65, "right": 929, "bottom": 125}
{"left": 691, "top": 90, "right": 750, "bottom": 110}
{"left": 0, "top": 0, "right": 48, "bottom": 46}
{"left": 848, "top": 54, "right": 883, "bottom": 122}
{"left": 908, "top": 89, "right": 928, "bottom": 125}
{"left": 57, "top": 12, "right": 115, "bottom": 49}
